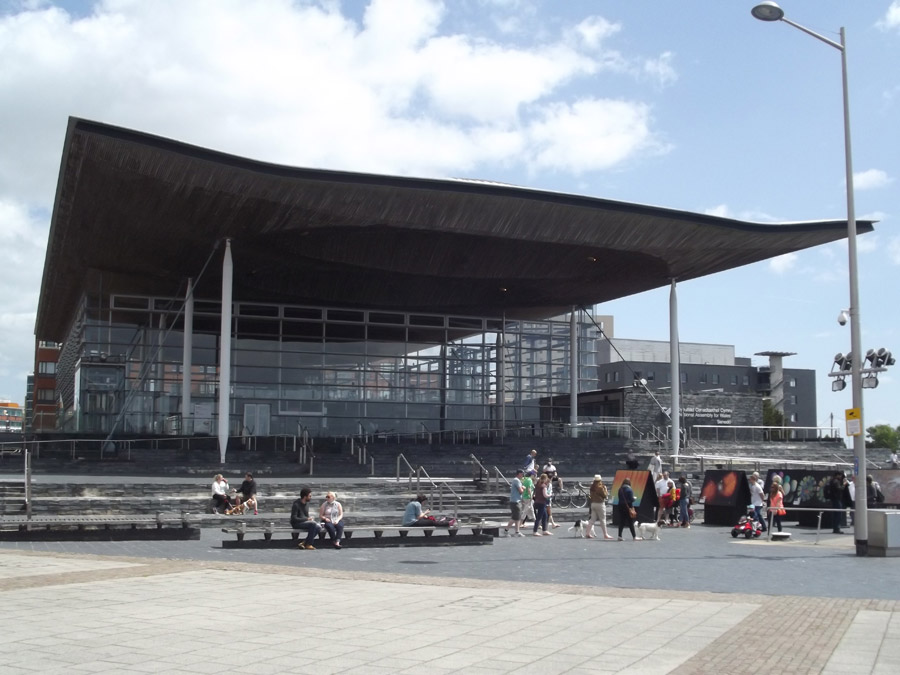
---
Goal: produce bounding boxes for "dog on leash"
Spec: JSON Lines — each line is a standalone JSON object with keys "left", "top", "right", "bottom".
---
{"left": 568, "top": 519, "right": 584, "bottom": 538}
{"left": 635, "top": 521, "right": 661, "bottom": 541}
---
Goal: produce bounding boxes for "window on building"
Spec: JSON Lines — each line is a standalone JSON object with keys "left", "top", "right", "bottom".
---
{"left": 604, "top": 372, "right": 611, "bottom": 383}
{"left": 38, "top": 361, "right": 56, "bottom": 375}
{"left": 790, "top": 395, "right": 798, "bottom": 405}
{"left": 36, "top": 388, "right": 55, "bottom": 402}
{"left": 680, "top": 373, "right": 687, "bottom": 384}
{"left": 730, "top": 375, "right": 738, "bottom": 386}
{"left": 789, "top": 378, "right": 797, "bottom": 387}
{"left": 613, "top": 371, "right": 620, "bottom": 383}
{"left": 646, "top": 371, "right": 655, "bottom": 381}
{"left": 699, "top": 372, "right": 708, "bottom": 384}
{"left": 790, "top": 413, "right": 798, "bottom": 423}
{"left": 711, "top": 374, "right": 720, "bottom": 385}
{"left": 742, "top": 375, "right": 749, "bottom": 386}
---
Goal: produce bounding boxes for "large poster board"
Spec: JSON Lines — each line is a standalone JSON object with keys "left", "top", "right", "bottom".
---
{"left": 765, "top": 468, "right": 835, "bottom": 527}
{"left": 611, "top": 470, "right": 658, "bottom": 525}
{"left": 700, "top": 470, "right": 751, "bottom": 526}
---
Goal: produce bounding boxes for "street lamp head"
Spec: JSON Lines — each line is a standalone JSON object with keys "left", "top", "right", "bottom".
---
{"left": 751, "top": 2, "right": 785, "bottom": 22}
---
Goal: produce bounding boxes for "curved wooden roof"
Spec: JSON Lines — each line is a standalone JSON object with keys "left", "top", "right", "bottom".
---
{"left": 36, "top": 117, "right": 874, "bottom": 339}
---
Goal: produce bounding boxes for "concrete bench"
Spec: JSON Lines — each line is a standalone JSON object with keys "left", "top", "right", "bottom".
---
{"left": 221, "top": 521, "right": 500, "bottom": 548}
{"left": 0, "top": 513, "right": 200, "bottom": 541}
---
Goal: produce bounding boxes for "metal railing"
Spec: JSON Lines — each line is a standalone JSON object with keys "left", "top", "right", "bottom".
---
{"left": 766, "top": 505, "right": 854, "bottom": 545}
{"left": 674, "top": 453, "right": 852, "bottom": 473}
{"left": 691, "top": 424, "right": 843, "bottom": 443}
{"left": 395, "top": 453, "right": 461, "bottom": 520}
{"left": 469, "top": 454, "right": 509, "bottom": 493}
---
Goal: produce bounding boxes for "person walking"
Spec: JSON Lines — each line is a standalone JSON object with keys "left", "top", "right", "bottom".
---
{"left": 585, "top": 474, "right": 613, "bottom": 539}
{"left": 769, "top": 476, "right": 786, "bottom": 533}
{"left": 616, "top": 477, "right": 638, "bottom": 541}
{"left": 531, "top": 474, "right": 552, "bottom": 536}
{"left": 748, "top": 474, "right": 768, "bottom": 533}
{"left": 519, "top": 470, "right": 536, "bottom": 528}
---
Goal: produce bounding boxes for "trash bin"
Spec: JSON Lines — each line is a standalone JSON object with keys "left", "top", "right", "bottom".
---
{"left": 867, "top": 509, "right": 900, "bottom": 557}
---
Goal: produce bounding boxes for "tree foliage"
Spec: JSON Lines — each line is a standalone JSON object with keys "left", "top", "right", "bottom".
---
{"left": 762, "top": 399, "right": 786, "bottom": 441}
{"left": 866, "top": 424, "right": 900, "bottom": 451}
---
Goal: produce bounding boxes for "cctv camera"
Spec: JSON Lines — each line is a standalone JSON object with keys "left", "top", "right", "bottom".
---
{"left": 837, "top": 310, "right": 849, "bottom": 326}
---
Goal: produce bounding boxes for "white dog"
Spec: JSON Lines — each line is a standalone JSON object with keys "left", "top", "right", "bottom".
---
{"left": 568, "top": 519, "right": 584, "bottom": 538}
{"left": 635, "top": 521, "right": 661, "bottom": 541}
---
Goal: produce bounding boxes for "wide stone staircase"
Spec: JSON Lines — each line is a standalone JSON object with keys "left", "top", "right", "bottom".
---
{"left": 4, "top": 433, "right": 879, "bottom": 529}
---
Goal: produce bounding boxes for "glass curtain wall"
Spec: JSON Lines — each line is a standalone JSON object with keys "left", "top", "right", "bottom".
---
{"left": 64, "top": 294, "right": 600, "bottom": 436}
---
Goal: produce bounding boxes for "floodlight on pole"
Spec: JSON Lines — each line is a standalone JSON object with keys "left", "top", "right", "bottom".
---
{"left": 751, "top": 3, "right": 869, "bottom": 556}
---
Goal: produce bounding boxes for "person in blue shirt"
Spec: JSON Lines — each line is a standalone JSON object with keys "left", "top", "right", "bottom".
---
{"left": 402, "top": 494, "right": 432, "bottom": 526}
{"left": 504, "top": 469, "right": 525, "bottom": 536}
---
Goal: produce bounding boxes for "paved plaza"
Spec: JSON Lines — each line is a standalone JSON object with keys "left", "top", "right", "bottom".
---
{"left": 1, "top": 520, "right": 899, "bottom": 674}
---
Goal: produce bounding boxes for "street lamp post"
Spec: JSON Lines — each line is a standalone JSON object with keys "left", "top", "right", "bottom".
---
{"left": 751, "top": 2, "right": 868, "bottom": 556}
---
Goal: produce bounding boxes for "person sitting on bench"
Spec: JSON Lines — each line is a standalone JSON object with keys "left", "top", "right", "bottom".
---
{"left": 319, "top": 491, "right": 344, "bottom": 549}
{"left": 227, "top": 472, "right": 258, "bottom": 515}
{"left": 402, "top": 494, "right": 433, "bottom": 526}
{"left": 210, "top": 474, "right": 233, "bottom": 514}
{"left": 291, "top": 488, "right": 322, "bottom": 550}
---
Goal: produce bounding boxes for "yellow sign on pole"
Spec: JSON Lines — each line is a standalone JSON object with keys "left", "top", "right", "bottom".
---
{"left": 846, "top": 407, "right": 861, "bottom": 437}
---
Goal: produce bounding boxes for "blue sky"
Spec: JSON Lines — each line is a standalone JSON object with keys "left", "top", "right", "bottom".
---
{"left": 0, "top": 0, "right": 897, "bottom": 434}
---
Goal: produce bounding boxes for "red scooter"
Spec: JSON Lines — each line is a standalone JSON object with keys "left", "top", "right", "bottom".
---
{"left": 731, "top": 508, "right": 764, "bottom": 539}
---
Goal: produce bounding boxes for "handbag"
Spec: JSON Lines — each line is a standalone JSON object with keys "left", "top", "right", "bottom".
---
{"left": 627, "top": 507, "right": 637, "bottom": 519}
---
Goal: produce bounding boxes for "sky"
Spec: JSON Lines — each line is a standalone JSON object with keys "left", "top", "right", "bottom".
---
{"left": 1, "top": 0, "right": 898, "bottom": 435}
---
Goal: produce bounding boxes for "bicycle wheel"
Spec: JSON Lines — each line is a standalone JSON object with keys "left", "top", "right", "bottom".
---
{"left": 571, "top": 490, "right": 587, "bottom": 509}
{"left": 554, "top": 492, "right": 571, "bottom": 508}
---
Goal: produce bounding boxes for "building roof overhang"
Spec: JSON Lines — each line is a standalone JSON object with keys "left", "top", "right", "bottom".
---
{"left": 36, "top": 117, "right": 875, "bottom": 340}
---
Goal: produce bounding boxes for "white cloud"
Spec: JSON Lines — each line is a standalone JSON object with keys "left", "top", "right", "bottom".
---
{"left": 853, "top": 168, "right": 893, "bottom": 190}
{"left": 573, "top": 15, "right": 620, "bottom": 49}
{"left": 704, "top": 204, "right": 730, "bottom": 218}
{"left": 0, "top": 0, "right": 667, "bottom": 203}
{"left": 889, "top": 237, "right": 900, "bottom": 265}
{"left": 526, "top": 98, "right": 660, "bottom": 174}
{"left": 877, "top": 1, "right": 900, "bottom": 31}
{"left": 768, "top": 253, "right": 798, "bottom": 275}
{"left": 703, "top": 204, "right": 777, "bottom": 223}
{"left": 644, "top": 51, "right": 677, "bottom": 87}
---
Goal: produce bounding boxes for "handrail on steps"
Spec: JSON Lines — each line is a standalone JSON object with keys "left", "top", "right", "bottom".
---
{"left": 396, "top": 453, "right": 461, "bottom": 521}
{"left": 469, "top": 454, "right": 509, "bottom": 493}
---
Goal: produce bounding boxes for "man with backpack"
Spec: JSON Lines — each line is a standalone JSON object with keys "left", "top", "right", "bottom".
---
{"left": 678, "top": 475, "right": 693, "bottom": 528}
{"left": 825, "top": 472, "right": 846, "bottom": 533}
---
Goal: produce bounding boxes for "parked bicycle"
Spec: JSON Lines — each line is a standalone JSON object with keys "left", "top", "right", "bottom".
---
{"left": 553, "top": 481, "right": 589, "bottom": 509}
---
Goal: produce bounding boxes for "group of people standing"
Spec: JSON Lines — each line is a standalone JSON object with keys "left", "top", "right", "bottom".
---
{"left": 504, "top": 450, "right": 565, "bottom": 536}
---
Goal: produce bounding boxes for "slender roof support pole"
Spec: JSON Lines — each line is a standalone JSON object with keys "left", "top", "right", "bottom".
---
{"left": 570, "top": 307, "right": 578, "bottom": 438}
{"left": 181, "top": 278, "right": 194, "bottom": 436}
{"left": 498, "top": 315, "right": 506, "bottom": 440}
{"left": 669, "top": 279, "right": 681, "bottom": 464}
{"left": 217, "top": 241, "right": 233, "bottom": 464}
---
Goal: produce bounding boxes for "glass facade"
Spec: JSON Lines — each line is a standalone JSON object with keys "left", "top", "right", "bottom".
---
{"left": 57, "top": 294, "right": 602, "bottom": 437}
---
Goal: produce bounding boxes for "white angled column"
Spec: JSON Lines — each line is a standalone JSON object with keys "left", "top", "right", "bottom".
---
{"left": 669, "top": 280, "right": 681, "bottom": 463}
{"left": 217, "top": 241, "right": 233, "bottom": 464}
{"left": 181, "top": 278, "right": 194, "bottom": 436}
{"left": 570, "top": 307, "right": 578, "bottom": 437}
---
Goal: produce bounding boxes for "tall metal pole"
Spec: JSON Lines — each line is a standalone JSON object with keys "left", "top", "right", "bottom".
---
{"left": 751, "top": 6, "right": 866, "bottom": 554}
